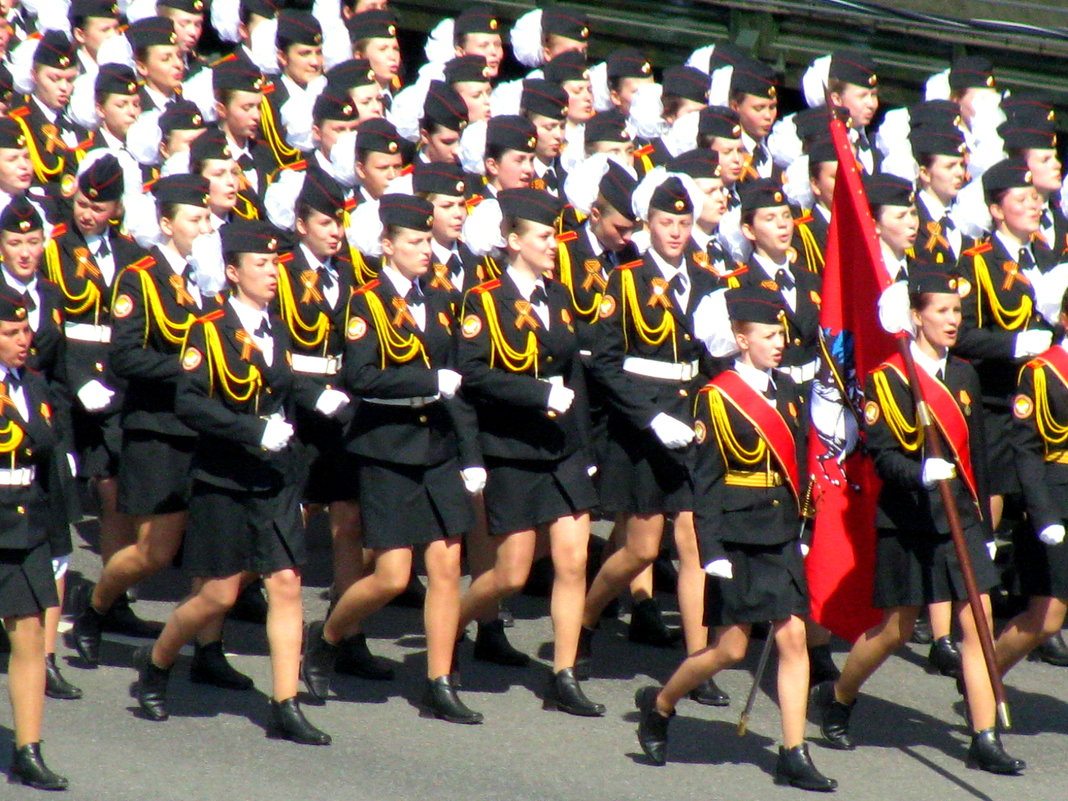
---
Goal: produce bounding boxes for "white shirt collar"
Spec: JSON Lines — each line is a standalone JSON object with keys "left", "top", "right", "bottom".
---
{"left": 814, "top": 203, "right": 831, "bottom": 224}
{"left": 910, "top": 340, "right": 948, "bottom": 379}
{"left": 99, "top": 127, "right": 126, "bottom": 150}
{"left": 299, "top": 243, "right": 328, "bottom": 271}
{"left": 583, "top": 223, "right": 605, "bottom": 257}
{"left": 919, "top": 189, "right": 950, "bottom": 221}
{"left": 995, "top": 229, "right": 1029, "bottom": 259}
{"left": 158, "top": 243, "right": 188, "bottom": 276}
{"left": 2, "top": 269, "right": 35, "bottom": 294}
{"left": 753, "top": 252, "right": 789, "bottom": 280}
{"left": 733, "top": 358, "right": 775, "bottom": 396}
{"left": 880, "top": 241, "right": 907, "bottom": 279}
{"left": 382, "top": 263, "right": 416, "bottom": 299}
{"left": 32, "top": 96, "right": 57, "bottom": 123}
{"left": 647, "top": 247, "right": 683, "bottom": 282}
{"left": 225, "top": 132, "right": 251, "bottom": 161}
{"left": 143, "top": 84, "right": 174, "bottom": 110}
{"left": 691, "top": 226, "right": 713, "bottom": 251}
{"left": 228, "top": 295, "right": 270, "bottom": 335}
{"left": 430, "top": 238, "right": 457, "bottom": 266}
{"left": 505, "top": 265, "right": 545, "bottom": 301}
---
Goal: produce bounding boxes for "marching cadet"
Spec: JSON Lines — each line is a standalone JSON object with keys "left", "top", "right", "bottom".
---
{"left": 455, "top": 187, "right": 604, "bottom": 716}
{"left": 911, "top": 126, "right": 971, "bottom": 268}
{"left": 69, "top": 0, "right": 122, "bottom": 76}
{"left": 306, "top": 85, "right": 362, "bottom": 176}
{"left": 520, "top": 79, "right": 569, "bottom": 197}
{"left": 135, "top": 219, "right": 330, "bottom": 746}
{"left": 695, "top": 106, "right": 746, "bottom": 208}
{"left": 85, "top": 63, "right": 144, "bottom": 157}
{"left": 260, "top": 10, "right": 324, "bottom": 170}
{"left": 954, "top": 159, "right": 1054, "bottom": 532}
{"left": 602, "top": 48, "right": 655, "bottom": 119}
{"left": 580, "top": 175, "right": 722, "bottom": 705}
{"left": 946, "top": 57, "right": 999, "bottom": 149}
{"left": 189, "top": 126, "right": 259, "bottom": 224}
{"left": 302, "top": 193, "right": 484, "bottom": 724}
{"left": 582, "top": 110, "right": 636, "bottom": 171}
{"left": 476, "top": 114, "right": 538, "bottom": 200}
{"left": 814, "top": 271, "right": 1023, "bottom": 776}
{"left": 630, "top": 66, "right": 709, "bottom": 176}
{"left": 347, "top": 9, "right": 403, "bottom": 108}
{"left": 73, "top": 175, "right": 250, "bottom": 693}
{"left": 414, "top": 160, "right": 480, "bottom": 302}
{"left": 729, "top": 57, "right": 780, "bottom": 183}
{"left": 354, "top": 118, "right": 405, "bottom": 206}
{"left": 156, "top": 0, "right": 208, "bottom": 75}
{"left": 787, "top": 138, "right": 837, "bottom": 275}
{"left": 669, "top": 149, "right": 732, "bottom": 275}
{"left": 450, "top": 4, "right": 505, "bottom": 80}
{"left": 443, "top": 55, "right": 492, "bottom": 124}
{"left": 0, "top": 291, "right": 71, "bottom": 790}
{"left": 999, "top": 120, "right": 1067, "bottom": 257}
{"left": 824, "top": 52, "right": 880, "bottom": 173}
{"left": 324, "top": 58, "right": 384, "bottom": 122}
{"left": 157, "top": 98, "right": 208, "bottom": 162}
{"left": 129, "top": 16, "right": 186, "bottom": 113}
{"left": 413, "top": 81, "right": 469, "bottom": 166}
{"left": 542, "top": 51, "right": 595, "bottom": 135}
{"left": 212, "top": 54, "right": 274, "bottom": 200}
{"left": 635, "top": 285, "right": 836, "bottom": 792}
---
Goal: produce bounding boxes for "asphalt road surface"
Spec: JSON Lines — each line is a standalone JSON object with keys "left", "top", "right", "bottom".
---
{"left": 1, "top": 518, "right": 1064, "bottom": 801}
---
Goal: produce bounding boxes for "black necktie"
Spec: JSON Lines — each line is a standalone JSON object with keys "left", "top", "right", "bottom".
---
{"left": 255, "top": 318, "right": 271, "bottom": 338}
{"left": 939, "top": 214, "right": 955, "bottom": 233}
{"left": 935, "top": 367, "right": 945, "bottom": 383}
{"left": 669, "top": 271, "right": 688, "bottom": 296}
{"left": 20, "top": 291, "right": 36, "bottom": 312}
{"left": 96, "top": 237, "right": 111, "bottom": 259}
{"left": 762, "top": 384, "right": 775, "bottom": 401}
{"left": 381, "top": 92, "right": 392, "bottom": 112}
{"left": 1019, "top": 248, "right": 1036, "bottom": 270}
{"left": 318, "top": 265, "right": 335, "bottom": 291}
{"left": 447, "top": 251, "right": 464, "bottom": 277}
{"left": 544, "top": 167, "right": 558, "bottom": 192}
{"left": 856, "top": 132, "right": 871, "bottom": 152}
{"left": 603, "top": 249, "right": 619, "bottom": 270}
{"left": 405, "top": 286, "right": 424, "bottom": 307}
{"left": 1042, "top": 209, "right": 1054, "bottom": 230}
{"left": 6, "top": 369, "right": 20, "bottom": 391}
{"left": 707, "top": 242, "right": 725, "bottom": 268}
{"left": 751, "top": 144, "right": 767, "bottom": 168}
{"left": 238, "top": 153, "right": 255, "bottom": 173}
{"left": 530, "top": 286, "right": 548, "bottom": 306}
{"left": 775, "top": 267, "right": 795, "bottom": 290}
{"left": 182, "top": 265, "right": 198, "bottom": 287}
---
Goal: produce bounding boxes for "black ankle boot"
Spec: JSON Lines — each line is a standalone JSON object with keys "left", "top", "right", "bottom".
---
{"left": 190, "top": 641, "right": 253, "bottom": 691}
{"left": 545, "top": 667, "right": 606, "bottom": 717}
{"left": 774, "top": 743, "right": 838, "bottom": 792}
{"left": 966, "top": 729, "right": 1025, "bottom": 775}
{"left": 133, "top": 646, "right": 170, "bottom": 722}
{"left": 101, "top": 593, "right": 164, "bottom": 638}
{"left": 809, "top": 644, "right": 841, "bottom": 686}
{"left": 473, "top": 620, "right": 529, "bottom": 667}
{"left": 71, "top": 603, "right": 105, "bottom": 668}
{"left": 9, "top": 742, "right": 68, "bottom": 791}
{"left": 813, "top": 681, "right": 855, "bottom": 750}
{"left": 927, "top": 636, "right": 963, "bottom": 678}
{"left": 628, "top": 598, "right": 682, "bottom": 648}
{"left": 268, "top": 697, "right": 331, "bottom": 745}
{"left": 45, "top": 654, "right": 82, "bottom": 700}
{"left": 300, "top": 621, "right": 337, "bottom": 702}
{"left": 634, "top": 685, "right": 672, "bottom": 766}
{"left": 909, "top": 615, "right": 933, "bottom": 645}
{"left": 334, "top": 633, "right": 394, "bottom": 680}
{"left": 574, "top": 625, "right": 595, "bottom": 679}
{"left": 1031, "top": 630, "right": 1068, "bottom": 666}
{"left": 229, "top": 580, "right": 269, "bottom": 624}
{"left": 422, "top": 676, "right": 483, "bottom": 724}
{"left": 688, "top": 677, "right": 730, "bottom": 707}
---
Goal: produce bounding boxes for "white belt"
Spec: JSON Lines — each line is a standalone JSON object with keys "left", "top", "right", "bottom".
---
{"left": 0, "top": 467, "right": 35, "bottom": 487}
{"left": 780, "top": 359, "right": 819, "bottom": 384}
{"left": 623, "top": 356, "right": 700, "bottom": 382}
{"left": 290, "top": 353, "right": 342, "bottom": 376}
{"left": 363, "top": 394, "right": 440, "bottom": 408}
{"left": 64, "top": 322, "right": 111, "bottom": 343}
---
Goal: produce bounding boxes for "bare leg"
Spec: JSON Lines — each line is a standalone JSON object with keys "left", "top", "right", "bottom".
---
{"left": 989, "top": 495, "right": 1004, "bottom": 533}
{"left": 549, "top": 513, "right": 590, "bottom": 671}
{"left": 96, "top": 477, "right": 135, "bottom": 564}
{"left": 657, "top": 624, "right": 751, "bottom": 713}
{"left": 996, "top": 595, "right": 1068, "bottom": 675}
{"left": 806, "top": 620, "right": 832, "bottom": 648}
{"left": 583, "top": 514, "right": 664, "bottom": 627}
{"left": 673, "top": 512, "right": 707, "bottom": 655}
{"left": 150, "top": 574, "right": 244, "bottom": 669}
{"left": 928, "top": 600, "right": 953, "bottom": 640}
{"left": 835, "top": 606, "right": 921, "bottom": 704}
{"left": 458, "top": 530, "right": 536, "bottom": 628}
{"left": 956, "top": 595, "right": 997, "bottom": 731}
{"left": 5, "top": 613, "right": 46, "bottom": 747}
{"left": 263, "top": 568, "right": 304, "bottom": 702}
{"left": 329, "top": 501, "right": 363, "bottom": 597}
{"left": 775, "top": 615, "right": 810, "bottom": 748}
{"left": 424, "top": 537, "right": 462, "bottom": 679}
{"left": 92, "top": 512, "right": 187, "bottom": 611}
{"left": 43, "top": 572, "right": 65, "bottom": 657}
{"left": 324, "top": 548, "right": 413, "bottom": 643}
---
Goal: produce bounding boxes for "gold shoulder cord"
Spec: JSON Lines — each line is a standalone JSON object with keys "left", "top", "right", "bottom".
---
{"left": 556, "top": 241, "right": 600, "bottom": 318}
{"left": 478, "top": 290, "right": 537, "bottom": 373}
{"left": 706, "top": 387, "right": 767, "bottom": 467}
{"left": 135, "top": 270, "right": 196, "bottom": 347}
{"left": 258, "top": 97, "right": 301, "bottom": 167}
{"left": 871, "top": 368, "right": 923, "bottom": 451}
{"left": 12, "top": 115, "right": 64, "bottom": 183}
{"left": 1031, "top": 364, "right": 1068, "bottom": 454}
{"left": 0, "top": 418, "right": 24, "bottom": 462}
{"left": 795, "top": 222, "right": 825, "bottom": 273}
{"left": 363, "top": 291, "right": 430, "bottom": 368}
{"left": 45, "top": 240, "right": 101, "bottom": 317}
{"left": 200, "top": 321, "right": 263, "bottom": 404}
{"left": 275, "top": 266, "right": 330, "bottom": 350}
{"left": 482, "top": 255, "right": 502, "bottom": 281}
{"left": 971, "top": 251, "right": 1032, "bottom": 331}
{"left": 619, "top": 269, "right": 676, "bottom": 358}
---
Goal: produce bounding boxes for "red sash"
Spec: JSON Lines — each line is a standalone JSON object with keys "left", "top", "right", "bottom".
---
{"left": 1033, "top": 344, "right": 1068, "bottom": 389}
{"left": 709, "top": 370, "right": 800, "bottom": 505}
{"left": 881, "top": 353, "right": 979, "bottom": 504}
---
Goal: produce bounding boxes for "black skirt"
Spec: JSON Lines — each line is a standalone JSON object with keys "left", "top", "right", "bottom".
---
{"left": 117, "top": 430, "right": 195, "bottom": 515}
{"left": 72, "top": 407, "right": 122, "bottom": 479}
{"left": 982, "top": 408, "right": 1019, "bottom": 496}
{"left": 0, "top": 542, "right": 58, "bottom": 618}
{"left": 484, "top": 448, "right": 598, "bottom": 537}
{"left": 703, "top": 538, "right": 809, "bottom": 627}
{"left": 183, "top": 481, "right": 306, "bottom": 577}
{"left": 1011, "top": 522, "right": 1068, "bottom": 599}
{"left": 598, "top": 419, "right": 693, "bottom": 516}
{"left": 359, "top": 457, "right": 474, "bottom": 549}
{"left": 295, "top": 407, "right": 360, "bottom": 504}
{"left": 872, "top": 525, "right": 999, "bottom": 608}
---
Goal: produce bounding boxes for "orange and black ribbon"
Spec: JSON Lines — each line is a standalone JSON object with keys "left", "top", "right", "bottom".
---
{"left": 391, "top": 297, "right": 416, "bottom": 328}
{"left": 169, "top": 274, "right": 196, "bottom": 306}
{"left": 513, "top": 299, "right": 540, "bottom": 330}
{"left": 647, "top": 277, "right": 674, "bottom": 310}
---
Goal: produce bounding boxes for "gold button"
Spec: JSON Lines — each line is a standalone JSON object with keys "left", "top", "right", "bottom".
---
{"left": 16, "top": 505, "right": 24, "bottom": 514}
{"left": 678, "top": 389, "right": 688, "bottom": 397}
{"left": 418, "top": 415, "right": 428, "bottom": 424}
{"left": 24, "top": 449, "right": 31, "bottom": 457}
{"left": 265, "top": 388, "right": 272, "bottom": 394}
{"left": 30, "top": 348, "right": 37, "bottom": 355}
{"left": 793, "top": 338, "right": 801, "bottom": 346}
{"left": 683, "top": 334, "right": 691, "bottom": 341}
{"left": 772, "top": 499, "right": 780, "bottom": 506}
{"left": 94, "top": 362, "right": 103, "bottom": 372}
{"left": 546, "top": 356, "right": 554, "bottom": 363}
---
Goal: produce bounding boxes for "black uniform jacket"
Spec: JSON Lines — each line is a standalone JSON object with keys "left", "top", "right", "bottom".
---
{"left": 733, "top": 257, "right": 822, "bottom": 372}
{"left": 1012, "top": 347, "right": 1068, "bottom": 530}
{"left": 458, "top": 270, "right": 589, "bottom": 463}
{"left": 344, "top": 274, "right": 480, "bottom": 469}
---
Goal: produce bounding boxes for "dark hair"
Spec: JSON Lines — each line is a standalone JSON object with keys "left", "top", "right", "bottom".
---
{"left": 1060, "top": 284, "right": 1068, "bottom": 317}
{"left": 826, "top": 77, "right": 848, "bottom": 96}
{"left": 808, "top": 157, "right": 834, "bottom": 182}
{"left": 740, "top": 209, "right": 756, "bottom": 227}
{"left": 661, "top": 94, "right": 686, "bottom": 122}
{"left": 485, "top": 142, "right": 508, "bottom": 162}
{"left": 420, "top": 118, "right": 455, "bottom": 137}
{"left": 157, "top": 200, "right": 181, "bottom": 220}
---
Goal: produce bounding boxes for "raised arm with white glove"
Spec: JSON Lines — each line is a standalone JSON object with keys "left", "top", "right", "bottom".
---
{"left": 650, "top": 412, "right": 695, "bottom": 449}
{"left": 1039, "top": 524, "right": 1066, "bottom": 546}
{"left": 1014, "top": 329, "right": 1053, "bottom": 359}
{"left": 921, "top": 457, "right": 956, "bottom": 488}
{"left": 437, "top": 368, "right": 463, "bottom": 399}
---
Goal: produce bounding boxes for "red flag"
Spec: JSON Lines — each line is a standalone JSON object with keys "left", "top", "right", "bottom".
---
{"left": 804, "top": 112, "right": 897, "bottom": 641}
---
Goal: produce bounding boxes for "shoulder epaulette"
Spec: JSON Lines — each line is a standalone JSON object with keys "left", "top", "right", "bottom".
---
{"left": 618, "top": 259, "right": 643, "bottom": 271}
{"left": 723, "top": 263, "right": 749, "bottom": 277}
{"left": 471, "top": 278, "right": 501, "bottom": 294}
{"left": 466, "top": 194, "right": 484, "bottom": 209}
{"left": 8, "top": 106, "right": 28, "bottom": 119}
{"left": 963, "top": 240, "right": 993, "bottom": 257}
{"left": 209, "top": 53, "right": 238, "bottom": 68}
{"left": 697, "top": 382, "right": 716, "bottom": 395}
{"left": 634, "top": 144, "right": 654, "bottom": 157}
{"left": 794, "top": 213, "right": 814, "bottom": 225}
{"left": 49, "top": 222, "right": 67, "bottom": 240}
{"left": 401, "top": 164, "right": 414, "bottom": 176}
{"left": 277, "top": 252, "right": 294, "bottom": 264}
{"left": 262, "top": 81, "right": 276, "bottom": 95}
{"left": 555, "top": 230, "right": 578, "bottom": 243}
{"left": 198, "top": 309, "right": 225, "bottom": 323}
{"left": 128, "top": 255, "right": 156, "bottom": 271}
{"left": 353, "top": 279, "right": 380, "bottom": 295}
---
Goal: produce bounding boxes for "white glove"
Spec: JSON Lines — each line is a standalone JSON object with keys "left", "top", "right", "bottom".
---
{"left": 1039, "top": 524, "right": 1067, "bottom": 546}
{"left": 986, "top": 541, "right": 998, "bottom": 561}
{"left": 704, "top": 559, "right": 733, "bottom": 579}
{"left": 547, "top": 383, "right": 575, "bottom": 413}
{"left": 77, "top": 379, "right": 115, "bottom": 412}
{"left": 437, "top": 368, "right": 463, "bottom": 399}
{"left": 650, "top": 412, "right": 695, "bottom": 449}
{"left": 1014, "top": 329, "right": 1053, "bottom": 359}
{"left": 587, "top": 464, "right": 598, "bottom": 476}
{"left": 314, "top": 388, "right": 350, "bottom": 418}
{"left": 800, "top": 542, "right": 810, "bottom": 558}
{"left": 66, "top": 453, "right": 77, "bottom": 478}
{"left": 877, "top": 281, "right": 915, "bottom": 336}
{"left": 460, "top": 467, "right": 487, "bottom": 494}
{"left": 921, "top": 457, "right": 957, "bottom": 488}
{"left": 260, "top": 415, "right": 294, "bottom": 452}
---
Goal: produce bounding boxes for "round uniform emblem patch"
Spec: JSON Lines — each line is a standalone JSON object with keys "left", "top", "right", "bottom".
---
{"left": 1013, "top": 394, "right": 1034, "bottom": 419}
{"left": 863, "top": 400, "right": 880, "bottom": 425}
{"left": 347, "top": 317, "right": 368, "bottom": 341}
{"left": 694, "top": 419, "right": 707, "bottom": 444}
{"left": 598, "top": 296, "right": 616, "bottom": 319}
{"left": 113, "top": 294, "right": 134, "bottom": 319}
{"left": 182, "top": 348, "right": 202, "bottom": 371}
{"left": 462, "top": 314, "right": 482, "bottom": 338}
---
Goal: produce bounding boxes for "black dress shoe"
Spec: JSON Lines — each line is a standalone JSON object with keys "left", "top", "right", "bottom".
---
{"left": 813, "top": 681, "right": 855, "bottom": 750}
{"left": 689, "top": 677, "right": 730, "bottom": 706}
{"left": 600, "top": 596, "right": 621, "bottom": 620}
{"left": 422, "top": 676, "right": 483, "bottom": 724}
{"left": 189, "top": 641, "right": 254, "bottom": 691}
{"left": 498, "top": 604, "right": 515, "bottom": 628}
{"left": 101, "top": 593, "right": 164, "bottom": 638}
{"left": 334, "top": 633, "right": 394, "bottom": 680}
{"left": 1031, "top": 630, "right": 1068, "bottom": 666}
{"left": 774, "top": 743, "right": 838, "bottom": 792}
{"left": 267, "top": 697, "right": 332, "bottom": 745}
{"left": 545, "top": 668, "right": 606, "bottom": 717}
{"left": 574, "top": 625, "right": 595, "bottom": 680}
{"left": 44, "top": 654, "right": 82, "bottom": 700}
{"left": 628, "top": 598, "right": 682, "bottom": 648}
{"left": 473, "top": 620, "right": 529, "bottom": 667}
{"left": 229, "top": 580, "right": 269, "bottom": 624}
{"left": 70, "top": 604, "right": 105, "bottom": 667}
{"left": 133, "top": 646, "right": 170, "bottom": 722}
{"left": 300, "top": 621, "right": 337, "bottom": 702}
{"left": 809, "top": 644, "right": 841, "bottom": 686}
{"left": 387, "top": 574, "right": 426, "bottom": 609}
{"left": 635, "top": 685, "right": 671, "bottom": 766}
{"left": 910, "top": 615, "right": 933, "bottom": 645}
{"left": 9, "top": 742, "right": 68, "bottom": 791}
{"left": 927, "top": 636, "right": 963, "bottom": 678}
{"left": 966, "top": 729, "right": 1025, "bottom": 775}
